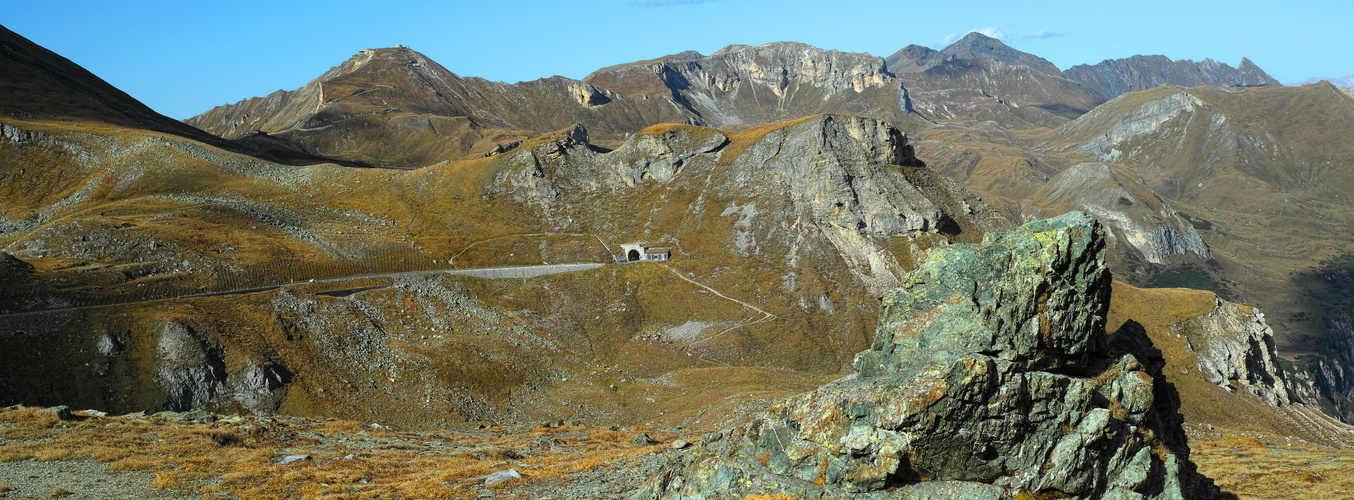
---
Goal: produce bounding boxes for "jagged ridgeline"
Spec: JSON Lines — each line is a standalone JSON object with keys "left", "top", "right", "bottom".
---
{"left": 641, "top": 212, "right": 1220, "bottom": 499}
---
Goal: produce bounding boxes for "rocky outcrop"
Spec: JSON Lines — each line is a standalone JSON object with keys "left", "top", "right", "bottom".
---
{"left": 154, "top": 321, "right": 226, "bottom": 412}
{"left": 1064, "top": 55, "right": 1281, "bottom": 100}
{"left": 723, "top": 115, "right": 950, "bottom": 294}
{"left": 1076, "top": 91, "right": 1205, "bottom": 160}
{"left": 1285, "top": 317, "right": 1354, "bottom": 422}
{"left": 604, "top": 125, "right": 728, "bottom": 186}
{"left": 0, "top": 123, "right": 48, "bottom": 143}
{"left": 485, "top": 115, "right": 998, "bottom": 296}
{"left": 1033, "top": 163, "right": 1210, "bottom": 264}
{"left": 1176, "top": 299, "right": 1291, "bottom": 405}
{"left": 699, "top": 42, "right": 892, "bottom": 96}
{"left": 228, "top": 362, "right": 290, "bottom": 415}
{"left": 638, "top": 212, "right": 1218, "bottom": 499}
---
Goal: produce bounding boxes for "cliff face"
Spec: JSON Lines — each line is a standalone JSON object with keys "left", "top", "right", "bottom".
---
{"left": 1064, "top": 55, "right": 1282, "bottom": 100}
{"left": 487, "top": 115, "right": 1004, "bottom": 297}
{"left": 641, "top": 213, "right": 1220, "bottom": 499}
{"left": 1177, "top": 298, "right": 1291, "bottom": 405}
{"left": 1030, "top": 162, "right": 1210, "bottom": 265}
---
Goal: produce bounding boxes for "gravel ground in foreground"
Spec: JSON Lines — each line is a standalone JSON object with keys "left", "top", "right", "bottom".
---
{"left": 0, "top": 459, "right": 195, "bottom": 500}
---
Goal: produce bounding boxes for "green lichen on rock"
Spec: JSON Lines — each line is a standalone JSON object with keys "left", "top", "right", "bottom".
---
{"left": 858, "top": 211, "right": 1110, "bottom": 377}
{"left": 636, "top": 212, "right": 1219, "bottom": 500}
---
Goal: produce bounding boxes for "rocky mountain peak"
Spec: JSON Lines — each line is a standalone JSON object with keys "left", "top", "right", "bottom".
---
{"left": 884, "top": 44, "right": 940, "bottom": 73}
{"left": 938, "top": 31, "right": 1062, "bottom": 75}
{"left": 318, "top": 45, "right": 449, "bottom": 85}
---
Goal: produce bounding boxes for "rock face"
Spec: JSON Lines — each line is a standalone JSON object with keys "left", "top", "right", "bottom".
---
{"left": 228, "top": 362, "right": 290, "bottom": 415}
{"left": 1178, "top": 298, "right": 1292, "bottom": 405}
{"left": 486, "top": 114, "right": 1002, "bottom": 296}
{"left": 155, "top": 321, "right": 226, "bottom": 411}
{"left": 639, "top": 213, "right": 1218, "bottom": 499}
{"left": 1031, "top": 163, "right": 1210, "bottom": 265}
{"left": 1075, "top": 91, "right": 1206, "bottom": 161}
{"left": 1064, "top": 55, "right": 1282, "bottom": 100}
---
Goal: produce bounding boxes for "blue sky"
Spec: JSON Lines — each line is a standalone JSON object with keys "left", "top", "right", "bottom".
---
{"left": 5, "top": 0, "right": 1351, "bottom": 119}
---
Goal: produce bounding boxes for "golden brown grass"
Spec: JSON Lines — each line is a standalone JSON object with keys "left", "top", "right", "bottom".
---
{"left": 1193, "top": 438, "right": 1354, "bottom": 499}
{"left": 0, "top": 407, "right": 688, "bottom": 499}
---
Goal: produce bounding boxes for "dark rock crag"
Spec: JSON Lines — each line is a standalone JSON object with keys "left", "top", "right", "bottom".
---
{"left": 637, "top": 212, "right": 1218, "bottom": 499}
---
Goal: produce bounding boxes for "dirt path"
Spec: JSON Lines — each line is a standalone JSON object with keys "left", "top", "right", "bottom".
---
{"left": 656, "top": 264, "right": 778, "bottom": 367}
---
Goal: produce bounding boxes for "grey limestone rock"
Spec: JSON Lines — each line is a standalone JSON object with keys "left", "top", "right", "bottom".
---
{"left": 1179, "top": 298, "right": 1291, "bottom": 405}
{"left": 154, "top": 321, "right": 226, "bottom": 411}
{"left": 485, "top": 115, "right": 1002, "bottom": 298}
{"left": 1076, "top": 91, "right": 1205, "bottom": 160}
{"left": 606, "top": 126, "right": 728, "bottom": 186}
{"left": 634, "top": 212, "right": 1218, "bottom": 500}
{"left": 229, "top": 361, "right": 291, "bottom": 415}
{"left": 485, "top": 468, "right": 522, "bottom": 486}
{"left": 1033, "top": 162, "right": 1210, "bottom": 265}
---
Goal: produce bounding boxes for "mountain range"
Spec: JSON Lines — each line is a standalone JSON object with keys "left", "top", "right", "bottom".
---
{"left": 185, "top": 32, "right": 1285, "bottom": 168}
{"left": 184, "top": 32, "right": 1354, "bottom": 421}
{"left": 1291, "top": 75, "right": 1354, "bottom": 87}
{"left": 4, "top": 21, "right": 1354, "bottom": 497}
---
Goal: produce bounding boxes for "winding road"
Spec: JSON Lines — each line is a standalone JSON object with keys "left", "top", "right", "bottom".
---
{"left": 0, "top": 263, "right": 605, "bottom": 320}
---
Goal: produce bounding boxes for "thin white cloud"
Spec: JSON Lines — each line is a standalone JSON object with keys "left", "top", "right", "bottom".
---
{"left": 633, "top": 0, "right": 709, "bottom": 6}
{"left": 941, "top": 27, "right": 1008, "bottom": 47}
{"left": 1023, "top": 30, "right": 1066, "bottom": 40}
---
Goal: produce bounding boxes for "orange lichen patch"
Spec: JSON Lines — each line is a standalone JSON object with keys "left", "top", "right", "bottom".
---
{"left": 899, "top": 368, "right": 953, "bottom": 411}
{"left": 892, "top": 308, "right": 939, "bottom": 339}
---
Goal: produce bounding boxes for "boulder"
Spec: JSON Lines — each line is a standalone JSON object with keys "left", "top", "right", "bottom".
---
{"left": 154, "top": 321, "right": 226, "bottom": 411}
{"left": 636, "top": 212, "right": 1219, "bottom": 499}
{"left": 485, "top": 468, "right": 522, "bottom": 486}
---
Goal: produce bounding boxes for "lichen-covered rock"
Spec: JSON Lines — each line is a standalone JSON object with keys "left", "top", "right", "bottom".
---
{"left": 635, "top": 212, "right": 1219, "bottom": 499}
